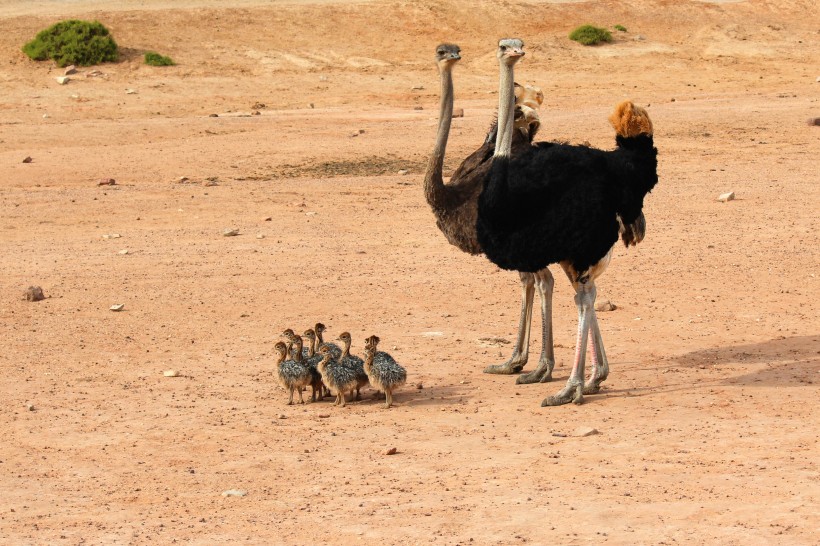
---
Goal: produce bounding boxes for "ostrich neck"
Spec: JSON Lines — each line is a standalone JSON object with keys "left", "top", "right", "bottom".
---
{"left": 494, "top": 60, "right": 516, "bottom": 158}
{"left": 293, "top": 343, "right": 303, "bottom": 362}
{"left": 306, "top": 337, "right": 315, "bottom": 358}
{"left": 341, "top": 340, "right": 351, "bottom": 359}
{"left": 423, "top": 65, "right": 455, "bottom": 207}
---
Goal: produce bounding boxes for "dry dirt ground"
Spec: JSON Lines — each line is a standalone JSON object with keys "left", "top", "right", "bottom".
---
{"left": 1, "top": 0, "right": 819, "bottom": 544}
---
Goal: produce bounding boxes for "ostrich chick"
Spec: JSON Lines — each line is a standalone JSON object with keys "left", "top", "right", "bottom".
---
{"left": 363, "top": 335, "right": 407, "bottom": 409}
{"left": 316, "top": 344, "right": 359, "bottom": 407}
{"left": 337, "top": 332, "right": 369, "bottom": 400}
{"left": 274, "top": 341, "right": 312, "bottom": 405}
{"left": 314, "top": 322, "right": 342, "bottom": 359}
{"left": 303, "top": 328, "right": 327, "bottom": 400}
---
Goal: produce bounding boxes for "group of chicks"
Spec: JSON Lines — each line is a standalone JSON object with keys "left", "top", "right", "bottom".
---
{"left": 274, "top": 322, "right": 407, "bottom": 409}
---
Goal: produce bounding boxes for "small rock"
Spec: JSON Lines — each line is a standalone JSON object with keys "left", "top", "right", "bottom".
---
{"left": 251, "top": 102, "right": 266, "bottom": 110}
{"left": 125, "top": 89, "right": 137, "bottom": 95}
{"left": 110, "top": 304, "right": 125, "bottom": 311}
{"left": 64, "top": 65, "right": 77, "bottom": 75}
{"left": 42, "top": 114, "right": 49, "bottom": 119}
{"left": 452, "top": 108, "right": 464, "bottom": 118}
{"left": 595, "top": 300, "right": 617, "bottom": 312}
{"left": 97, "top": 178, "right": 116, "bottom": 186}
{"left": 717, "top": 191, "right": 735, "bottom": 202}
{"left": 305, "top": 211, "right": 317, "bottom": 216}
{"left": 222, "top": 228, "right": 240, "bottom": 237}
{"left": 573, "top": 427, "right": 599, "bottom": 437}
{"left": 414, "top": 106, "right": 423, "bottom": 111}
{"left": 22, "top": 156, "right": 33, "bottom": 163}
{"left": 411, "top": 85, "right": 424, "bottom": 90}
{"left": 55, "top": 76, "right": 70, "bottom": 85}
{"left": 277, "top": 414, "right": 287, "bottom": 419}
{"left": 118, "top": 249, "right": 129, "bottom": 255}
{"left": 416, "top": 383, "right": 423, "bottom": 390}
{"left": 203, "top": 179, "right": 219, "bottom": 187}
{"left": 163, "top": 370, "right": 179, "bottom": 377}
{"left": 397, "top": 169, "right": 409, "bottom": 175}
{"left": 807, "top": 117, "right": 820, "bottom": 126}
{"left": 252, "top": 110, "right": 261, "bottom": 116}
{"left": 308, "top": 103, "right": 315, "bottom": 109}
{"left": 177, "top": 176, "right": 190, "bottom": 183}
{"left": 317, "top": 413, "right": 330, "bottom": 418}
{"left": 86, "top": 70, "right": 103, "bottom": 77}
{"left": 221, "top": 489, "right": 247, "bottom": 497}
{"left": 383, "top": 447, "right": 397, "bottom": 455}
{"left": 209, "top": 113, "right": 219, "bottom": 118}
{"left": 263, "top": 217, "right": 272, "bottom": 222}
{"left": 256, "top": 234, "right": 265, "bottom": 239}
{"left": 633, "top": 35, "right": 645, "bottom": 41}
{"left": 102, "top": 234, "right": 121, "bottom": 239}
{"left": 26, "top": 403, "right": 35, "bottom": 411}
{"left": 24, "top": 286, "right": 45, "bottom": 302}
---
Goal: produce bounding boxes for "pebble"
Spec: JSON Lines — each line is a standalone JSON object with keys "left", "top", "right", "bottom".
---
{"left": 221, "top": 489, "right": 247, "bottom": 497}
{"left": 209, "top": 113, "right": 219, "bottom": 118}
{"left": 807, "top": 117, "right": 820, "bottom": 126}
{"left": 22, "top": 156, "right": 33, "bottom": 163}
{"left": 64, "top": 65, "right": 76, "bottom": 75}
{"left": 397, "top": 169, "right": 409, "bottom": 175}
{"left": 263, "top": 217, "right": 272, "bottom": 222}
{"left": 573, "top": 427, "right": 599, "bottom": 437}
{"left": 717, "top": 191, "right": 735, "bottom": 202}
{"left": 222, "top": 228, "right": 240, "bottom": 237}
{"left": 163, "top": 370, "right": 179, "bottom": 377}
{"left": 411, "top": 85, "right": 424, "bottom": 90}
{"left": 110, "top": 304, "right": 125, "bottom": 311}
{"left": 595, "top": 300, "right": 617, "bottom": 312}
{"left": 633, "top": 35, "right": 645, "bottom": 41}
{"left": 203, "top": 179, "right": 219, "bottom": 187}
{"left": 102, "top": 233, "right": 121, "bottom": 239}
{"left": 308, "top": 103, "right": 314, "bottom": 109}
{"left": 97, "top": 178, "right": 116, "bottom": 186}
{"left": 118, "top": 249, "right": 129, "bottom": 255}
{"left": 414, "top": 106, "right": 423, "bottom": 111}
{"left": 383, "top": 447, "right": 398, "bottom": 455}
{"left": 26, "top": 403, "right": 35, "bottom": 411}
{"left": 55, "top": 76, "right": 69, "bottom": 85}
{"left": 256, "top": 234, "right": 265, "bottom": 239}
{"left": 125, "top": 89, "right": 137, "bottom": 95}
{"left": 317, "top": 413, "right": 330, "bottom": 418}
{"left": 24, "top": 286, "right": 45, "bottom": 302}
{"left": 416, "top": 383, "right": 423, "bottom": 390}
{"left": 452, "top": 108, "right": 464, "bottom": 118}
{"left": 277, "top": 414, "right": 287, "bottom": 419}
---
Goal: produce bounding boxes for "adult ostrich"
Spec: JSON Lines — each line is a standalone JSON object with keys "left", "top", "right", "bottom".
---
{"left": 476, "top": 39, "right": 658, "bottom": 406}
{"left": 424, "top": 43, "right": 559, "bottom": 383}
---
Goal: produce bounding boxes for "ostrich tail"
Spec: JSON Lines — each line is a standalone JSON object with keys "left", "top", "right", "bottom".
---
{"left": 620, "top": 212, "right": 646, "bottom": 247}
{"left": 609, "top": 100, "right": 653, "bottom": 138}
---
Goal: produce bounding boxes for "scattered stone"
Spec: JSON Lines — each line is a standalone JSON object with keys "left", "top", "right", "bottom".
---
{"left": 277, "top": 414, "right": 287, "bottom": 419}
{"left": 256, "top": 234, "right": 265, "bottom": 239}
{"left": 452, "top": 108, "right": 464, "bottom": 118}
{"left": 222, "top": 228, "right": 240, "bottom": 237}
{"left": 595, "top": 300, "right": 617, "bottom": 312}
{"left": 263, "top": 217, "right": 272, "bottom": 222}
{"left": 55, "top": 76, "right": 70, "bottom": 85}
{"left": 178, "top": 176, "right": 190, "bottom": 183}
{"left": 383, "top": 447, "right": 398, "bottom": 455}
{"left": 252, "top": 110, "right": 261, "bottom": 116}
{"left": 305, "top": 211, "right": 317, "bottom": 217}
{"left": 414, "top": 105, "right": 423, "bottom": 111}
{"left": 102, "top": 234, "right": 121, "bottom": 239}
{"left": 221, "top": 489, "right": 247, "bottom": 498}
{"left": 416, "top": 383, "right": 423, "bottom": 390}
{"left": 807, "top": 117, "right": 820, "bottom": 126}
{"left": 308, "top": 103, "right": 315, "bottom": 109}
{"left": 551, "top": 432, "right": 568, "bottom": 437}
{"left": 573, "top": 427, "right": 599, "bottom": 437}
{"left": 717, "top": 191, "right": 735, "bottom": 202}
{"left": 349, "top": 129, "right": 365, "bottom": 138}
{"left": 163, "top": 370, "right": 180, "bottom": 377}
{"left": 118, "top": 249, "right": 129, "bottom": 255}
{"left": 22, "top": 156, "right": 33, "bottom": 163}
{"left": 209, "top": 113, "right": 219, "bottom": 118}
{"left": 97, "top": 178, "right": 116, "bottom": 186}
{"left": 26, "top": 403, "right": 35, "bottom": 411}
{"left": 64, "top": 65, "right": 77, "bottom": 75}
{"left": 110, "top": 304, "right": 125, "bottom": 311}
{"left": 317, "top": 413, "right": 330, "bottom": 418}
{"left": 42, "top": 114, "right": 49, "bottom": 119}
{"left": 125, "top": 89, "right": 137, "bottom": 95}
{"left": 411, "top": 85, "right": 424, "bottom": 90}
{"left": 633, "top": 35, "right": 645, "bottom": 41}
{"left": 86, "top": 70, "right": 103, "bottom": 77}
{"left": 203, "top": 178, "right": 219, "bottom": 187}
{"left": 24, "top": 286, "right": 45, "bottom": 302}
{"left": 251, "top": 102, "right": 266, "bottom": 110}
{"left": 397, "top": 169, "right": 409, "bottom": 175}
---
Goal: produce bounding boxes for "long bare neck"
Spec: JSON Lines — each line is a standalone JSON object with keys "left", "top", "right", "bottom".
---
{"left": 363, "top": 351, "right": 374, "bottom": 374}
{"left": 423, "top": 64, "right": 455, "bottom": 207}
{"left": 315, "top": 327, "right": 324, "bottom": 344}
{"left": 341, "top": 339, "right": 351, "bottom": 359}
{"left": 293, "top": 341, "right": 303, "bottom": 362}
{"left": 494, "top": 60, "right": 516, "bottom": 158}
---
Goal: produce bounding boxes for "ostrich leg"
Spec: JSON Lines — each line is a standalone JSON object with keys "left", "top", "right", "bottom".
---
{"left": 484, "top": 272, "right": 535, "bottom": 374}
{"left": 542, "top": 281, "right": 599, "bottom": 406}
{"left": 516, "top": 268, "right": 555, "bottom": 383}
{"left": 584, "top": 315, "right": 609, "bottom": 394}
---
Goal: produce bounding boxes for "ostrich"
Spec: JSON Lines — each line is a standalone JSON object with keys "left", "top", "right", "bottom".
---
{"left": 362, "top": 335, "right": 407, "bottom": 409}
{"left": 424, "top": 43, "right": 562, "bottom": 383}
{"left": 476, "top": 38, "right": 658, "bottom": 405}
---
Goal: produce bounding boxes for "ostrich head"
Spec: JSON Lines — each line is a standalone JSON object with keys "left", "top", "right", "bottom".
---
{"left": 281, "top": 328, "right": 296, "bottom": 340}
{"left": 609, "top": 101, "right": 653, "bottom": 137}
{"left": 317, "top": 344, "right": 333, "bottom": 357}
{"left": 314, "top": 323, "right": 327, "bottom": 335}
{"left": 303, "top": 329, "right": 316, "bottom": 342}
{"left": 435, "top": 43, "right": 461, "bottom": 69}
{"left": 337, "top": 331, "right": 352, "bottom": 344}
{"left": 497, "top": 38, "right": 525, "bottom": 66}
{"left": 274, "top": 342, "right": 288, "bottom": 358}
{"left": 364, "top": 335, "right": 381, "bottom": 350}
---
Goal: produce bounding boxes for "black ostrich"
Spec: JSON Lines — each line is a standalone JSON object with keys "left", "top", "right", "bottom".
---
{"left": 476, "top": 38, "right": 659, "bottom": 406}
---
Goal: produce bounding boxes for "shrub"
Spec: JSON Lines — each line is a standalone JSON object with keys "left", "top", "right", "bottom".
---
{"left": 144, "top": 51, "right": 175, "bottom": 66}
{"left": 614, "top": 24, "right": 628, "bottom": 32}
{"left": 22, "top": 20, "right": 118, "bottom": 67}
{"left": 569, "top": 25, "right": 613, "bottom": 46}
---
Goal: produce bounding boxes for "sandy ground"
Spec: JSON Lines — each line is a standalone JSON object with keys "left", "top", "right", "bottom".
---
{"left": 1, "top": 0, "right": 819, "bottom": 544}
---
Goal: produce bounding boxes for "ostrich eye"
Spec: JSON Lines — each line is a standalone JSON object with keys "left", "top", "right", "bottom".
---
{"left": 500, "top": 45, "right": 507, "bottom": 51}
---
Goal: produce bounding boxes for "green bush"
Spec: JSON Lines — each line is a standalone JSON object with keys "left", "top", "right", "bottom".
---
{"left": 569, "top": 25, "right": 613, "bottom": 46}
{"left": 614, "top": 24, "right": 628, "bottom": 32}
{"left": 22, "top": 20, "right": 118, "bottom": 67}
{"left": 144, "top": 51, "right": 175, "bottom": 66}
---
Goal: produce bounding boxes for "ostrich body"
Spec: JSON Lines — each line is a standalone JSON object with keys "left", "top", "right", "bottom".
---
{"left": 316, "top": 345, "right": 359, "bottom": 407}
{"left": 476, "top": 39, "right": 658, "bottom": 405}
{"left": 425, "top": 43, "right": 563, "bottom": 383}
{"left": 302, "top": 329, "right": 327, "bottom": 401}
{"left": 274, "top": 341, "right": 313, "bottom": 405}
{"left": 337, "top": 332, "right": 369, "bottom": 400}
{"left": 363, "top": 335, "right": 407, "bottom": 409}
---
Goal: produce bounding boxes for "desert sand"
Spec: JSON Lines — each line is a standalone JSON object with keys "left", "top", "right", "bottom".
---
{"left": 1, "top": 0, "right": 818, "bottom": 544}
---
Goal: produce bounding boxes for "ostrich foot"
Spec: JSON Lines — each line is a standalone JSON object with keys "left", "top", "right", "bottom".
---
{"left": 483, "top": 358, "right": 526, "bottom": 375}
{"left": 583, "top": 378, "right": 606, "bottom": 395}
{"left": 541, "top": 382, "right": 584, "bottom": 406}
{"left": 516, "top": 359, "right": 554, "bottom": 384}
